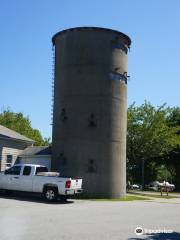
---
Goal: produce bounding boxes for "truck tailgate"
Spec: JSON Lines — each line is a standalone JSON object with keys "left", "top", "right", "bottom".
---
{"left": 70, "top": 179, "right": 82, "bottom": 189}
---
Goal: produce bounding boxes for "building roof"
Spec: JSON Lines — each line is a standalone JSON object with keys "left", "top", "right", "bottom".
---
{"left": 20, "top": 146, "right": 51, "bottom": 156}
{"left": 0, "top": 125, "right": 34, "bottom": 143}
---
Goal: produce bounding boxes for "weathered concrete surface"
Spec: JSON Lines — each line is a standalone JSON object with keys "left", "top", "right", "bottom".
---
{"left": 0, "top": 194, "right": 180, "bottom": 240}
{"left": 52, "top": 27, "right": 131, "bottom": 198}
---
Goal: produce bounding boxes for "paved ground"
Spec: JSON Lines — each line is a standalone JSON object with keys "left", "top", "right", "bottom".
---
{"left": 0, "top": 193, "right": 180, "bottom": 240}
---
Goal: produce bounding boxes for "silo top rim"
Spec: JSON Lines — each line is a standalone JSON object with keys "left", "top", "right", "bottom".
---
{"left": 52, "top": 27, "right": 131, "bottom": 47}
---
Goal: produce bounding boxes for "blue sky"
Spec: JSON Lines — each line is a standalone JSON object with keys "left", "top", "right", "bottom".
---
{"left": 0, "top": 0, "right": 180, "bottom": 139}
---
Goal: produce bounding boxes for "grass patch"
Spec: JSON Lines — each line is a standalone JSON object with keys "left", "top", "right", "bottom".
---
{"left": 129, "top": 192, "right": 178, "bottom": 199}
{"left": 91, "top": 195, "right": 151, "bottom": 201}
{"left": 144, "top": 195, "right": 176, "bottom": 199}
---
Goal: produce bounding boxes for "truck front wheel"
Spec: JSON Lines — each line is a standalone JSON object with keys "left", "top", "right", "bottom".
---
{"left": 43, "top": 187, "right": 58, "bottom": 202}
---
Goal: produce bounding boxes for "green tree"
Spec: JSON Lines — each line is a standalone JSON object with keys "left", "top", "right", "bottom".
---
{"left": 167, "top": 107, "right": 180, "bottom": 127}
{"left": 0, "top": 109, "right": 51, "bottom": 146}
{"left": 127, "top": 102, "right": 180, "bottom": 185}
{"left": 164, "top": 107, "right": 180, "bottom": 189}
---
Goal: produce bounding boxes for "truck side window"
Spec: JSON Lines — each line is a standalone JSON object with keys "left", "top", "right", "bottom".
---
{"left": 35, "top": 167, "right": 48, "bottom": 175}
{"left": 5, "top": 166, "right": 21, "bottom": 175}
{"left": 23, "top": 166, "right": 31, "bottom": 176}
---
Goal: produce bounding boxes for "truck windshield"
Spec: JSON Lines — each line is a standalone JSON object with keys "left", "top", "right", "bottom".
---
{"left": 35, "top": 167, "right": 48, "bottom": 175}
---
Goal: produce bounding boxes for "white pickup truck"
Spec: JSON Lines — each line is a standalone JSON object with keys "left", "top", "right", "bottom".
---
{"left": 0, "top": 164, "right": 83, "bottom": 202}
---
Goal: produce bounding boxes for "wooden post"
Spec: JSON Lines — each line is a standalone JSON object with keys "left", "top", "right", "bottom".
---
{"left": 166, "top": 187, "right": 169, "bottom": 196}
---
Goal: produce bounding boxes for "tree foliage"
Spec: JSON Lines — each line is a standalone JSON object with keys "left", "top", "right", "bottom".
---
{"left": 127, "top": 102, "right": 180, "bottom": 164}
{"left": 127, "top": 102, "right": 180, "bottom": 184}
{"left": 0, "top": 109, "right": 51, "bottom": 146}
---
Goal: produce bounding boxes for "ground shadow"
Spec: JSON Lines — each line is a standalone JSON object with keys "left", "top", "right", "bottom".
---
{"left": 129, "top": 232, "right": 180, "bottom": 240}
{"left": 0, "top": 190, "right": 74, "bottom": 205}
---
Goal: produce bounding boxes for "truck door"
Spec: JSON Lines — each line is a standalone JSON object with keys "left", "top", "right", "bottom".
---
{"left": 20, "top": 166, "right": 33, "bottom": 192}
{"left": 4, "top": 166, "right": 22, "bottom": 190}
{"left": 1, "top": 172, "right": 11, "bottom": 190}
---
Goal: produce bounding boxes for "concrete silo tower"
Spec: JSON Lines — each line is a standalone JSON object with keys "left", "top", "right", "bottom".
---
{"left": 52, "top": 27, "right": 131, "bottom": 198}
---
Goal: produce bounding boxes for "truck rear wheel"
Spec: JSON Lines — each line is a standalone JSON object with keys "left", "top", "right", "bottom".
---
{"left": 43, "top": 187, "right": 57, "bottom": 202}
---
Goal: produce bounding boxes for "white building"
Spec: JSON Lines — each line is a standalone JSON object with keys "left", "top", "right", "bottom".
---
{"left": 18, "top": 146, "right": 51, "bottom": 170}
{"left": 0, "top": 125, "right": 51, "bottom": 171}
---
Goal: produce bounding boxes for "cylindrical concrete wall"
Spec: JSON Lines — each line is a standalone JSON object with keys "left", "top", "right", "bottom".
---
{"left": 52, "top": 27, "right": 131, "bottom": 198}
